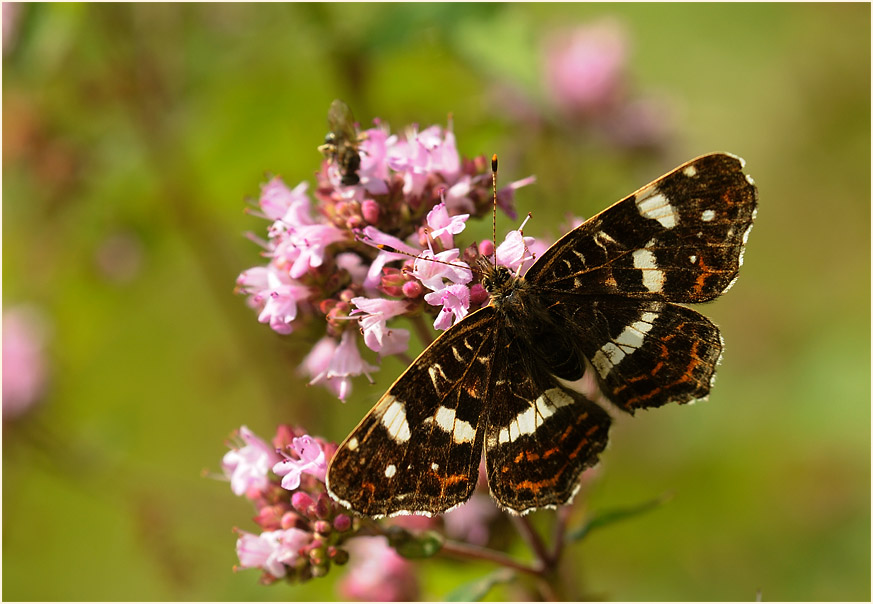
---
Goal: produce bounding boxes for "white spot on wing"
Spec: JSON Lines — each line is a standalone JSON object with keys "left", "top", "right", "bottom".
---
{"left": 347, "top": 437, "right": 358, "bottom": 451}
{"left": 632, "top": 248, "right": 665, "bottom": 292}
{"left": 635, "top": 188, "right": 678, "bottom": 229}
{"left": 683, "top": 165, "right": 698, "bottom": 177}
{"left": 434, "top": 405, "right": 476, "bottom": 444}
{"left": 385, "top": 464, "right": 396, "bottom": 478}
{"left": 381, "top": 396, "right": 411, "bottom": 443}
{"left": 701, "top": 209, "right": 716, "bottom": 222}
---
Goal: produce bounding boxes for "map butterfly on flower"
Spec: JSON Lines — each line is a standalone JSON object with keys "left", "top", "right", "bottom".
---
{"left": 326, "top": 153, "right": 757, "bottom": 517}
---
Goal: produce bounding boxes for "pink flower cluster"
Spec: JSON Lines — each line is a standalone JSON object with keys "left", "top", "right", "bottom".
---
{"left": 223, "top": 425, "right": 353, "bottom": 584}
{"left": 237, "top": 114, "right": 539, "bottom": 400}
{"left": 222, "top": 423, "right": 511, "bottom": 598}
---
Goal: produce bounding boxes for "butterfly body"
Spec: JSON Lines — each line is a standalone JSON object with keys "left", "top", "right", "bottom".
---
{"left": 327, "top": 153, "right": 757, "bottom": 517}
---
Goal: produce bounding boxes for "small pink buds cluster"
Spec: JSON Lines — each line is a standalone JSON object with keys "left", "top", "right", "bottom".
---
{"left": 236, "top": 113, "right": 539, "bottom": 400}
{"left": 223, "top": 425, "right": 355, "bottom": 584}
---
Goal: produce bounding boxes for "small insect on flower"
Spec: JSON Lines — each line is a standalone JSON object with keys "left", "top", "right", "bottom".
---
{"left": 319, "top": 99, "right": 363, "bottom": 187}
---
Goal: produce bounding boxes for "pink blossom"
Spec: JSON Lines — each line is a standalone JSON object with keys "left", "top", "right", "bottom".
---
{"left": 273, "top": 435, "right": 327, "bottom": 491}
{"left": 235, "top": 528, "right": 310, "bottom": 579}
{"left": 360, "top": 226, "right": 421, "bottom": 289}
{"left": 223, "top": 426, "right": 282, "bottom": 497}
{"left": 358, "top": 127, "right": 391, "bottom": 193}
{"left": 2, "top": 305, "right": 49, "bottom": 419}
{"left": 442, "top": 174, "right": 477, "bottom": 213}
{"left": 443, "top": 494, "right": 498, "bottom": 547}
{"left": 304, "top": 330, "right": 378, "bottom": 401}
{"left": 412, "top": 249, "right": 472, "bottom": 292}
{"left": 424, "top": 283, "right": 471, "bottom": 331}
{"left": 496, "top": 175, "right": 537, "bottom": 220}
{"left": 339, "top": 536, "right": 419, "bottom": 601}
{"left": 259, "top": 178, "right": 313, "bottom": 232}
{"left": 544, "top": 19, "right": 628, "bottom": 116}
{"left": 237, "top": 265, "right": 310, "bottom": 335}
{"left": 350, "top": 297, "right": 411, "bottom": 355}
{"left": 387, "top": 125, "right": 461, "bottom": 197}
{"left": 272, "top": 222, "right": 347, "bottom": 279}
{"left": 496, "top": 230, "right": 537, "bottom": 272}
{"left": 426, "top": 201, "right": 469, "bottom": 248}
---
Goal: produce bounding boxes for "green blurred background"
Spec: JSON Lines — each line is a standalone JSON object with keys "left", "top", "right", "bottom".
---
{"left": 3, "top": 3, "right": 869, "bottom": 601}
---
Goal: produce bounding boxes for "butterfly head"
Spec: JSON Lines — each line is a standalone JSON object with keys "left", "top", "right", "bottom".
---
{"left": 479, "top": 260, "right": 524, "bottom": 305}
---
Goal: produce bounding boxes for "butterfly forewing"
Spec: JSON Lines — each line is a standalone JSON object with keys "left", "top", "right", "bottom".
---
{"left": 327, "top": 308, "right": 498, "bottom": 518}
{"left": 525, "top": 153, "right": 757, "bottom": 303}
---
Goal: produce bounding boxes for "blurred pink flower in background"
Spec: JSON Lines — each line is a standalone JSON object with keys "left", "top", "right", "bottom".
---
{"left": 2, "top": 305, "right": 50, "bottom": 420}
{"left": 544, "top": 18, "right": 628, "bottom": 117}
{"left": 339, "top": 536, "right": 419, "bottom": 601}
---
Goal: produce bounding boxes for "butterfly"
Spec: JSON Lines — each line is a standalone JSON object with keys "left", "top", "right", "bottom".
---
{"left": 326, "top": 153, "right": 758, "bottom": 517}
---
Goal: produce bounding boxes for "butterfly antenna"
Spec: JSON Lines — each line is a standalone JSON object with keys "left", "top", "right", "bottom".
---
{"left": 491, "top": 154, "right": 499, "bottom": 268}
{"left": 355, "top": 233, "right": 474, "bottom": 276}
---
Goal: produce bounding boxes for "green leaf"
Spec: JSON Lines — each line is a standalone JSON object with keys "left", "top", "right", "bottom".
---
{"left": 568, "top": 491, "right": 674, "bottom": 543}
{"left": 445, "top": 568, "right": 516, "bottom": 602}
{"left": 385, "top": 527, "right": 444, "bottom": 559}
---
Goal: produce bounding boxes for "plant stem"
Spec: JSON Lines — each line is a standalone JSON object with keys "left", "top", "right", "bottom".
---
{"left": 511, "top": 515, "right": 552, "bottom": 569}
{"left": 438, "top": 539, "right": 541, "bottom": 578}
{"left": 409, "top": 314, "right": 435, "bottom": 349}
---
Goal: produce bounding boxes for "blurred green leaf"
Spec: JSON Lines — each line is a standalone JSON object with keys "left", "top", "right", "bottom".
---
{"left": 445, "top": 568, "right": 516, "bottom": 602}
{"left": 568, "top": 492, "right": 674, "bottom": 543}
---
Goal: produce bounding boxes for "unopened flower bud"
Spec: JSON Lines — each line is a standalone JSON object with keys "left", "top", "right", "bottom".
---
{"left": 469, "top": 283, "right": 488, "bottom": 306}
{"left": 314, "top": 493, "right": 331, "bottom": 519}
{"left": 291, "top": 491, "right": 314, "bottom": 514}
{"left": 478, "top": 239, "right": 495, "bottom": 258}
{"left": 361, "top": 199, "right": 380, "bottom": 224}
{"left": 333, "top": 514, "right": 352, "bottom": 532}
{"left": 253, "top": 504, "right": 284, "bottom": 530}
{"left": 313, "top": 520, "right": 332, "bottom": 536}
{"left": 311, "top": 564, "right": 329, "bottom": 578}
{"left": 402, "top": 280, "right": 423, "bottom": 298}
{"left": 281, "top": 511, "right": 303, "bottom": 530}
{"left": 332, "top": 547, "right": 350, "bottom": 565}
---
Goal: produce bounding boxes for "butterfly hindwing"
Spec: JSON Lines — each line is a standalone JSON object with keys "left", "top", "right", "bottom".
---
{"left": 525, "top": 153, "right": 757, "bottom": 303}
{"left": 326, "top": 308, "right": 498, "bottom": 518}
{"left": 484, "top": 326, "right": 611, "bottom": 513}
{"left": 546, "top": 295, "right": 723, "bottom": 412}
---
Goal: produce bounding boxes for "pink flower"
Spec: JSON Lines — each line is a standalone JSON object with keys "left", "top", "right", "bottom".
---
{"left": 360, "top": 226, "right": 420, "bottom": 289}
{"left": 426, "top": 201, "right": 469, "bottom": 248}
{"left": 2, "top": 305, "right": 49, "bottom": 419}
{"left": 412, "top": 248, "right": 471, "bottom": 291}
{"left": 273, "top": 223, "right": 348, "bottom": 279}
{"left": 443, "top": 494, "right": 498, "bottom": 547}
{"left": 303, "top": 331, "right": 378, "bottom": 401}
{"left": 358, "top": 127, "right": 391, "bottom": 194}
{"left": 236, "top": 528, "right": 310, "bottom": 579}
{"left": 350, "top": 297, "right": 411, "bottom": 355}
{"left": 259, "top": 178, "right": 313, "bottom": 230}
{"left": 339, "top": 536, "right": 419, "bottom": 601}
{"left": 544, "top": 19, "right": 629, "bottom": 116}
{"left": 425, "top": 283, "right": 471, "bottom": 331}
{"left": 273, "top": 435, "right": 328, "bottom": 491}
{"left": 497, "top": 175, "right": 537, "bottom": 220}
{"left": 237, "top": 265, "right": 310, "bottom": 335}
{"left": 223, "top": 426, "right": 282, "bottom": 497}
{"left": 387, "top": 124, "right": 461, "bottom": 197}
